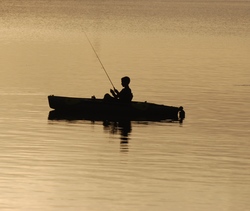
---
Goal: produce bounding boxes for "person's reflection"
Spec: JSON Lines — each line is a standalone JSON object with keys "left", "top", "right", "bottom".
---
{"left": 103, "top": 120, "right": 132, "bottom": 143}
{"left": 118, "top": 120, "right": 132, "bottom": 141}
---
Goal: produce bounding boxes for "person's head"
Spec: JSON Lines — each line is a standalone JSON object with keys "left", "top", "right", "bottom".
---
{"left": 121, "top": 76, "right": 130, "bottom": 87}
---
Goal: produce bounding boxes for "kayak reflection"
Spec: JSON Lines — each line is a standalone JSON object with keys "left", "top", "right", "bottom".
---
{"left": 48, "top": 110, "right": 182, "bottom": 142}
{"left": 48, "top": 110, "right": 132, "bottom": 142}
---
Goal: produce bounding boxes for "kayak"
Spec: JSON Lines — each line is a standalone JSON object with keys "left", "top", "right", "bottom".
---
{"left": 48, "top": 95, "right": 184, "bottom": 121}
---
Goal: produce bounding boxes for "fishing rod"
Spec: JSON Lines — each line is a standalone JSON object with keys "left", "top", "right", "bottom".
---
{"left": 83, "top": 31, "right": 116, "bottom": 90}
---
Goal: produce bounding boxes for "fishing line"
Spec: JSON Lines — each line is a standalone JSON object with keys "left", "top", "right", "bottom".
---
{"left": 83, "top": 31, "right": 116, "bottom": 89}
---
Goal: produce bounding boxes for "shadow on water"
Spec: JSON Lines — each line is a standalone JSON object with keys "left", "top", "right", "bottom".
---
{"left": 48, "top": 110, "right": 184, "bottom": 146}
{"left": 102, "top": 120, "right": 132, "bottom": 152}
{"left": 48, "top": 110, "right": 184, "bottom": 123}
{"left": 103, "top": 120, "right": 132, "bottom": 141}
{"left": 48, "top": 110, "right": 134, "bottom": 151}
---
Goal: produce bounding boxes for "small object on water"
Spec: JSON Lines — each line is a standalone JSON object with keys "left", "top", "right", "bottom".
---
{"left": 178, "top": 106, "right": 185, "bottom": 123}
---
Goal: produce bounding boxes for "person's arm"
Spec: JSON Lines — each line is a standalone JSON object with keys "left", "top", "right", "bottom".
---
{"left": 110, "top": 89, "right": 119, "bottom": 98}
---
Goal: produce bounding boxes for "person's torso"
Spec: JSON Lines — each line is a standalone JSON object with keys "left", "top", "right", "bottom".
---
{"left": 119, "top": 87, "right": 133, "bottom": 102}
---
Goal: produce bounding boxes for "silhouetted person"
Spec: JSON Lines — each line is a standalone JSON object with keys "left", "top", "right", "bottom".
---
{"left": 104, "top": 76, "right": 133, "bottom": 103}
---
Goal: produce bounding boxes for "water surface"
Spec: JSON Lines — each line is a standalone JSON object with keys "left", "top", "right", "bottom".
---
{"left": 1, "top": 0, "right": 250, "bottom": 210}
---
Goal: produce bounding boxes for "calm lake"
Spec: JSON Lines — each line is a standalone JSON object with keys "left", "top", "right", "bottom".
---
{"left": 1, "top": 0, "right": 250, "bottom": 210}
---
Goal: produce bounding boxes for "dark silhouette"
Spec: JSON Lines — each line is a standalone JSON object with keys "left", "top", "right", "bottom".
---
{"left": 178, "top": 106, "right": 185, "bottom": 123}
{"left": 104, "top": 76, "right": 133, "bottom": 103}
{"left": 118, "top": 120, "right": 132, "bottom": 141}
{"left": 103, "top": 120, "right": 132, "bottom": 142}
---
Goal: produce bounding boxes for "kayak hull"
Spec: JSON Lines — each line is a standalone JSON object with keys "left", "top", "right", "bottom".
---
{"left": 48, "top": 95, "right": 181, "bottom": 121}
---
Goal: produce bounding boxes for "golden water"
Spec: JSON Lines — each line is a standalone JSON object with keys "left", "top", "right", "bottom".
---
{"left": 0, "top": 0, "right": 250, "bottom": 210}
